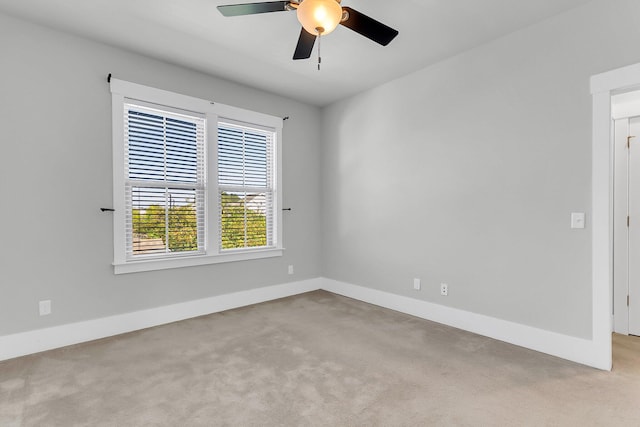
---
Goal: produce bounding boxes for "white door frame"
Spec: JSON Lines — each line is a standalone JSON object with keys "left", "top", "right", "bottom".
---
{"left": 591, "top": 62, "right": 640, "bottom": 370}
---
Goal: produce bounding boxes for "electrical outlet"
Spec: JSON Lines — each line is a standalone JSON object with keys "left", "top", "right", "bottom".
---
{"left": 288, "top": 265, "right": 294, "bottom": 275}
{"left": 440, "top": 283, "right": 448, "bottom": 296}
{"left": 571, "top": 212, "right": 585, "bottom": 229}
{"left": 413, "top": 278, "right": 421, "bottom": 290}
{"left": 39, "top": 300, "right": 52, "bottom": 316}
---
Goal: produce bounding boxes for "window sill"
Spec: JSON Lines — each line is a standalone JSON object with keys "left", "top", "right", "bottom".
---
{"left": 113, "top": 248, "right": 284, "bottom": 274}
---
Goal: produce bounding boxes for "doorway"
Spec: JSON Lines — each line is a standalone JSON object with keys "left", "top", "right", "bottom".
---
{"left": 613, "top": 93, "right": 640, "bottom": 336}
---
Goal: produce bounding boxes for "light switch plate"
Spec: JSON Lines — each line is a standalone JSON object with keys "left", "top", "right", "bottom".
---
{"left": 571, "top": 212, "right": 585, "bottom": 229}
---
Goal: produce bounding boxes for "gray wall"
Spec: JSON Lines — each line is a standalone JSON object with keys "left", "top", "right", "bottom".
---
{"left": 4, "top": 0, "right": 640, "bottom": 343}
{"left": 0, "top": 13, "right": 322, "bottom": 336}
{"left": 321, "top": 0, "right": 640, "bottom": 339}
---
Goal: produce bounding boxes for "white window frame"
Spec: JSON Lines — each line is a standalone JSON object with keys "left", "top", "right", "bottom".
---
{"left": 111, "top": 79, "right": 283, "bottom": 274}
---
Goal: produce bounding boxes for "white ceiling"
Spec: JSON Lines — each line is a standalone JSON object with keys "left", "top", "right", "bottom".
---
{"left": 0, "top": 0, "right": 593, "bottom": 106}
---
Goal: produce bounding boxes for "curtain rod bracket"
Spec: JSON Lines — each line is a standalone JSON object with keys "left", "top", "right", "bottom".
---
{"left": 101, "top": 208, "right": 115, "bottom": 212}
{"left": 283, "top": 116, "right": 290, "bottom": 121}
{"left": 107, "top": 73, "right": 112, "bottom": 83}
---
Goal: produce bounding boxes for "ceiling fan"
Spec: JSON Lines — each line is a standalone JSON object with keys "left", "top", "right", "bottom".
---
{"left": 217, "top": 0, "right": 398, "bottom": 67}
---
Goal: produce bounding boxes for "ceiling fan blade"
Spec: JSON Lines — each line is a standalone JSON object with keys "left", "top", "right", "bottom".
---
{"left": 293, "top": 28, "right": 316, "bottom": 60}
{"left": 217, "top": 1, "right": 290, "bottom": 17}
{"left": 339, "top": 7, "right": 399, "bottom": 46}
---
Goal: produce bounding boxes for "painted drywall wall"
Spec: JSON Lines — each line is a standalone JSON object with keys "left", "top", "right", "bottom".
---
{"left": 0, "top": 13, "right": 322, "bottom": 336}
{"left": 321, "top": 0, "right": 640, "bottom": 339}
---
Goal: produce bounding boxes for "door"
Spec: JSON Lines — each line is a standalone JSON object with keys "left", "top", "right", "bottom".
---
{"left": 614, "top": 115, "right": 640, "bottom": 335}
{"left": 630, "top": 117, "right": 640, "bottom": 335}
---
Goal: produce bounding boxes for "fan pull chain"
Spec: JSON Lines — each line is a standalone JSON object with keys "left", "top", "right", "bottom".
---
{"left": 317, "top": 32, "right": 322, "bottom": 71}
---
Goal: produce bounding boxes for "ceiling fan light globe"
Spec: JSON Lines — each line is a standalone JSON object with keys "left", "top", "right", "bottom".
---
{"left": 296, "top": 0, "right": 342, "bottom": 35}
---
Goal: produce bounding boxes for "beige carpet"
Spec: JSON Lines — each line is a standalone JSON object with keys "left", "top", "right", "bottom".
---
{"left": 1, "top": 290, "right": 639, "bottom": 426}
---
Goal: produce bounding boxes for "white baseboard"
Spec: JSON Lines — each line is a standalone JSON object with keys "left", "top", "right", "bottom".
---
{"left": 0, "top": 278, "right": 322, "bottom": 362}
{"left": 321, "top": 278, "right": 608, "bottom": 370}
{"left": 0, "top": 277, "right": 608, "bottom": 370}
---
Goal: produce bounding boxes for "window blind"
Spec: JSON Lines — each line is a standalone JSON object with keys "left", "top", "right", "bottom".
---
{"left": 124, "top": 103, "right": 206, "bottom": 258}
{"left": 218, "top": 121, "right": 275, "bottom": 250}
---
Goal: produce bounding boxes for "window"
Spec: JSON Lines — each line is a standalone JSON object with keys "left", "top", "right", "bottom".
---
{"left": 218, "top": 121, "right": 274, "bottom": 251}
{"left": 111, "top": 79, "right": 283, "bottom": 274}
{"left": 126, "top": 104, "right": 205, "bottom": 258}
